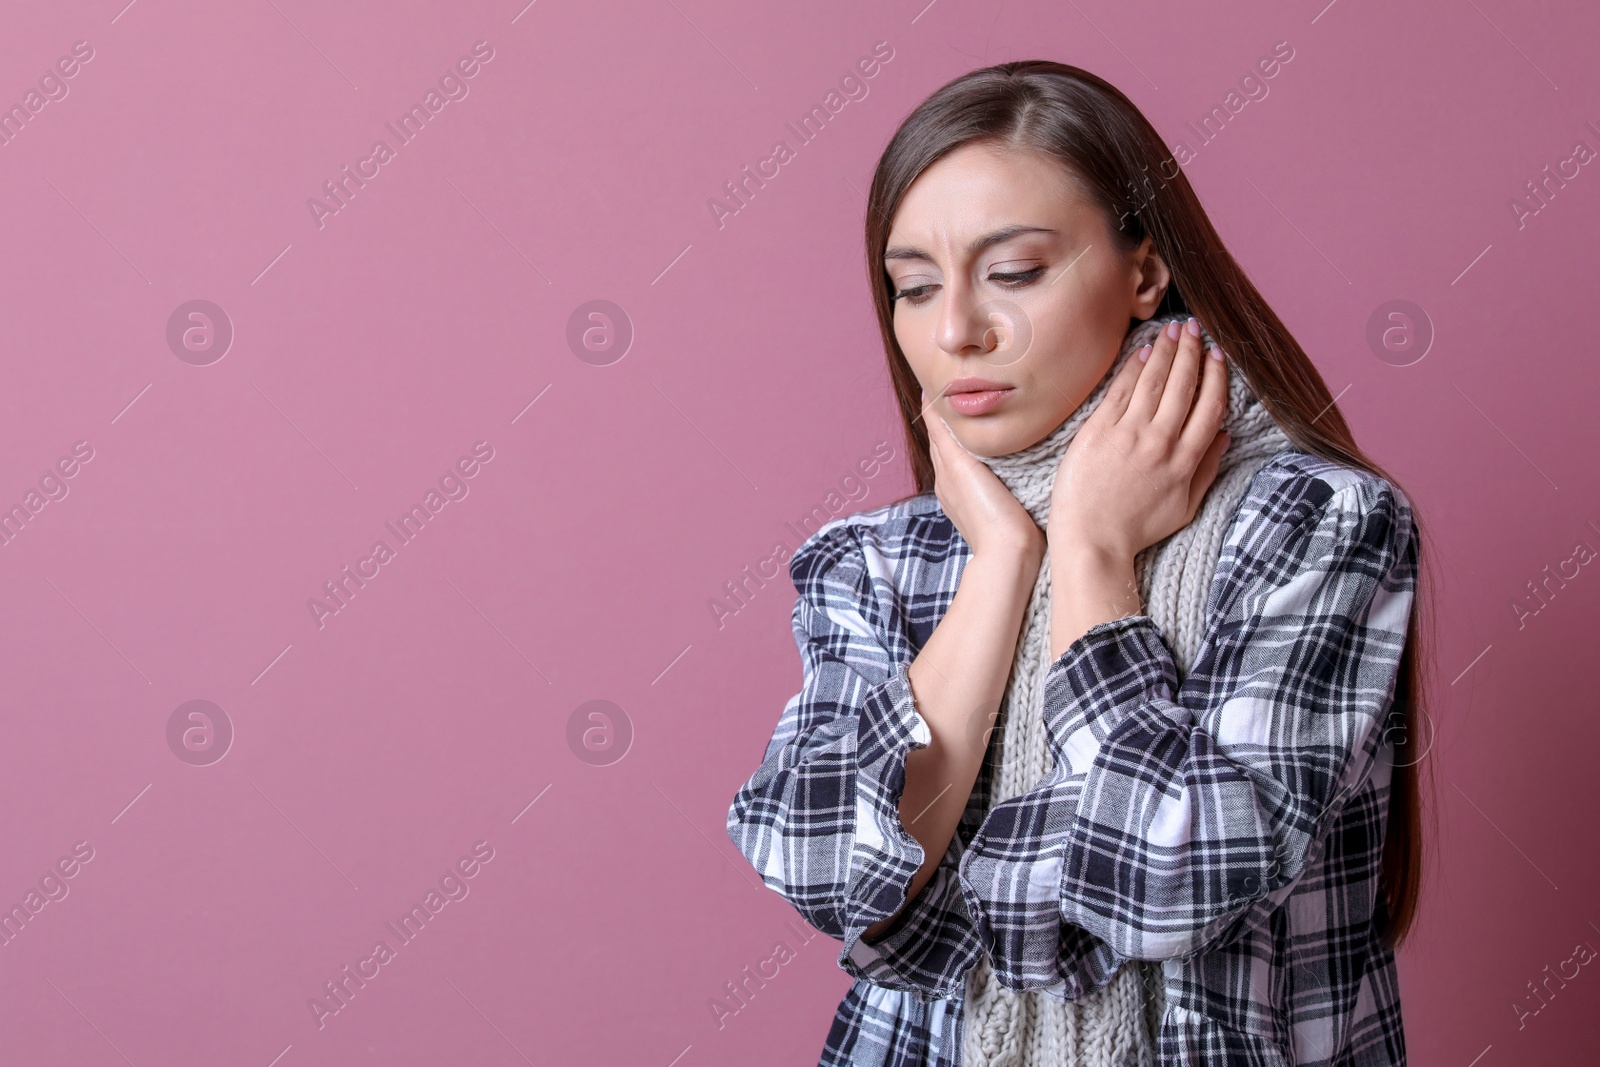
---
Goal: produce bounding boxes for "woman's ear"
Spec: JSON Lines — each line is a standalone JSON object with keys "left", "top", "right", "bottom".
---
{"left": 1128, "top": 235, "right": 1170, "bottom": 318}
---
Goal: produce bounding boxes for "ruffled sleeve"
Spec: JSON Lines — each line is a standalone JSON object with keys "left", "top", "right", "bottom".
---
{"left": 727, "top": 522, "right": 982, "bottom": 997}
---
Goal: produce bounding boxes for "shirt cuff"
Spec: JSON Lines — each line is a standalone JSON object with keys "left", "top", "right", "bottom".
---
{"left": 1043, "top": 614, "right": 1186, "bottom": 776}
{"left": 834, "top": 658, "right": 980, "bottom": 993}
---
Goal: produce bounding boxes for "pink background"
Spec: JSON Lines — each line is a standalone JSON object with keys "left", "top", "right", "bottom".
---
{"left": 0, "top": 0, "right": 1595, "bottom": 1064}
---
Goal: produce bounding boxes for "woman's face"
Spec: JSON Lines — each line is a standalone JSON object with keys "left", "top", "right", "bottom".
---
{"left": 884, "top": 142, "right": 1172, "bottom": 457}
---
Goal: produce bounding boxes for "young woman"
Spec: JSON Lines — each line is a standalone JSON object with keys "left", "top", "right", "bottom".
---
{"left": 727, "top": 60, "right": 1433, "bottom": 1067}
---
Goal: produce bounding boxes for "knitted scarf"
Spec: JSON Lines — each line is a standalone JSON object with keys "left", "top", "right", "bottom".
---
{"left": 956, "top": 312, "right": 1294, "bottom": 1067}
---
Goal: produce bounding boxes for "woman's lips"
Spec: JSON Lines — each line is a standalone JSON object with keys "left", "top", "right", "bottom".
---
{"left": 945, "top": 387, "right": 1013, "bottom": 415}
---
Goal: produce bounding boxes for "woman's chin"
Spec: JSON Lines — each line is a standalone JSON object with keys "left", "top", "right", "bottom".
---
{"left": 948, "top": 414, "right": 1056, "bottom": 458}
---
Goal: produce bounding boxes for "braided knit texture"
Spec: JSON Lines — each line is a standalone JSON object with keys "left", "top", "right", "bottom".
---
{"left": 956, "top": 313, "right": 1294, "bottom": 1066}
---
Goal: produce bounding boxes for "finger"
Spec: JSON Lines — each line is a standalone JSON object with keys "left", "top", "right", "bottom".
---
{"left": 1152, "top": 317, "right": 1204, "bottom": 436}
{"left": 924, "top": 399, "right": 943, "bottom": 445}
{"left": 1177, "top": 341, "right": 1230, "bottom": 462}
{"left": 1120, "top": 317, "right": 1182, "bottom": 426}
{"left": 932, "top": 416, "right": 967, "bottom": 469}
{"left": 1185, "top": 429, "right": 1231, "bottom": 518}
{"left": 926, "top": 409, "right": 957, "bottom": 469}
{"left": 1094, "top": 335, "right": 1153, "bottom": 426}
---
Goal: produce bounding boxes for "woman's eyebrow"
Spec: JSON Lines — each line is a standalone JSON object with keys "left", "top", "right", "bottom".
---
{"left": 883, "top": 224, "right": 1057, "bottom": 263}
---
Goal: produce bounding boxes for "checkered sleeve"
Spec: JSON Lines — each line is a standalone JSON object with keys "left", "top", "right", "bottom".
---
{"left": 956, "top": 473, "right": 1418, "bottom": 990}
{"left": 726, "top": 523, "right": 981, "bottom": 997}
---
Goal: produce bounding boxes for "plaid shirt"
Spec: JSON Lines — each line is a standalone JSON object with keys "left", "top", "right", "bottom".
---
{"left": 726, "top": 450, "right": 1418, "bottom": 1067}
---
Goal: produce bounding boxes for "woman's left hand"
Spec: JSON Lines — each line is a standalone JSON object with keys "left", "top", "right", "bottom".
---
{"left": 1047, "top": 316, "right": 1232, "bottom": 561}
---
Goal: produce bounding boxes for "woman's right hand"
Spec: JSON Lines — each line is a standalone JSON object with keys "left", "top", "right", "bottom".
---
{"left": 924, "top": 391, "right": 1046, "bottom": 565}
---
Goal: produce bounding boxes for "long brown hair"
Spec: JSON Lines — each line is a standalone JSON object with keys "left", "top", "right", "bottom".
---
{"left": 862, "top": 60, "right": 1436, "bottom": 949}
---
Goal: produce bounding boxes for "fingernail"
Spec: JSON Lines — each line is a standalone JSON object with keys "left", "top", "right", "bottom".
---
{"left": 1209, "top": 346, "right": 1224, "bottom": 361}
{"left": 1138, "top": 344, "right": 1152, "bottom": 362}
{"left": 1221, "top": 432, "right": 1232, "bottom": 451}
{"left": 1185, "top": 317, "right": 1200, "bottom": 336}
{"left": 1164, "top": 320, "right": 1180, "bottom": 339}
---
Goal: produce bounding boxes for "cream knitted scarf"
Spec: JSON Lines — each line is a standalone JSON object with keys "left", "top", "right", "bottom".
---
{"left": 956, "top": 312, "right": 1294, "bottom": 1067}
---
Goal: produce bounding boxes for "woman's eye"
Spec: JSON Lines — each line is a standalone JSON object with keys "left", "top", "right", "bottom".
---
{"left": 990, "top": 266, "right": 1046, "bottom": 286}
{"left": 892, "top": 266, "right": 1044, "bottom": 306}
{"left": 893, "top": 285, "right": 935, "bottom": 306}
